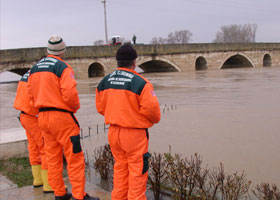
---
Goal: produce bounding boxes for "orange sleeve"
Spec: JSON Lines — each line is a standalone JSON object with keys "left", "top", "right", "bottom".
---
{"left": 13, "top": 80, "right": 38, "bottom": 115}
{"left": 139, "top": 83, "right": 161, "bottom": 123}
{"left": 60, "top": 67, "right": 80, "bottom": 112}
{"left": 27, "top": 75, "right": 35, "bottom": 109}
{"left": 95, "top": 88, "right": 104, "bottom": 115}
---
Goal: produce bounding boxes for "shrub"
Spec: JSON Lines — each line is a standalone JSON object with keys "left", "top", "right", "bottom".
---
{"left": 93, "top": 144, "right": 114, "bottom": 181}
{"left": 252, "top": 183, "right": 280, "bottom": 200}
{"left": 148, "top": 152, "right": 169, "bottom": 200}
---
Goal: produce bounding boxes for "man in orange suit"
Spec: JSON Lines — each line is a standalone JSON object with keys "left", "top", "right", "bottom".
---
{"left": 27, "top": 35, "right": 99, "bottom": 200}
{"left": 14, "top": 69, "right": 53, "bottom": 193}
{"left": 96, "top": 44, "right": 161, "bottom": 200}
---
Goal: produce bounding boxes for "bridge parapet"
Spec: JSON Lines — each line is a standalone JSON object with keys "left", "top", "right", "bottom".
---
{"left": 1, "top": 43, "right": 280, "bottom": 77}
{"left": 1, "top": 43, "right": 280, "bottom": 65}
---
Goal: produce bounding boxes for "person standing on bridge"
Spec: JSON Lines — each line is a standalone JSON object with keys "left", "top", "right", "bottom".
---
{"left": 96, "top": 44, "right": 161, "bottom": 200}
{"left": 27, "top": 35, "right": 99, "bottom": 200}
{"left": 132, "top": 34, "right": 137, "bottom": 44}
{"left": 13, "top": 67, "right": 53, "bottom": 193}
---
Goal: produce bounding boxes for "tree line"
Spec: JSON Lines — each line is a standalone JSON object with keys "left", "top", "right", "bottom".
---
{"left": 93, "top": 23, "right": 258, "bottom": 45}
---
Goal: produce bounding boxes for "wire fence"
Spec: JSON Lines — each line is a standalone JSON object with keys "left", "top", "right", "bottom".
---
{"left": 79, "top": 103, "right": 178, "bottom": 139}
{"left": 80, "top": 123, "right": 109, "bottom": 139}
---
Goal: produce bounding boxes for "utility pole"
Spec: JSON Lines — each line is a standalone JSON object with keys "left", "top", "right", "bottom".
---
{"left": 101, "top": 0, "right": 108, "bottom": 44}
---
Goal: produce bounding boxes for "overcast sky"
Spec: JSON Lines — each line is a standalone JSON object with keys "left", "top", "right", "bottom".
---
{"left": 1, "top": 0, "right": 279, "bottom": 49}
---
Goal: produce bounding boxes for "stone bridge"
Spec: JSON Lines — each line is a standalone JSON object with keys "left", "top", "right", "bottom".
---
{"left": 1, "top": 43, "right": 280, "bottom": 79}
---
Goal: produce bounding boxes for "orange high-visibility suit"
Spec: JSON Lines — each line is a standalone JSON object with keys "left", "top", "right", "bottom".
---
{"left": 13, "top": 70, "right": 47, "bottom": 170}
{"left": 28, "top": 55, "right": 86, "bottom": 199}
{"left": 96, "top": 67, "right": 161, "bottom": 200}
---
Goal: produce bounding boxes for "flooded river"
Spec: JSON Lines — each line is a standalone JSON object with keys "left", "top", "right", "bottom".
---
{"left": 0, "top": 67, "right": 280, "bottom": 187}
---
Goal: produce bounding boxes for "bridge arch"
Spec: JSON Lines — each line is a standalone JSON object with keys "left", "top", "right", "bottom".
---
{"left": 263, "top": 54, "right": 272, "bottom": 67}
{"left": 220, "top": 53, "right": 254, "bottom": 69}
{"left": 88, "top": 62, "right": 105, "bottom": 77}
{"left": 195, "top": 56, "right": 207, "bottom": 70}
{"left": 8, "top": 68, "right": 30, "bottom": 76}
{"left": 138, "top": 57, "right": 181, "bottom": 73}
{"left": 0, "top": 61, "right": 37, "bottom": 76}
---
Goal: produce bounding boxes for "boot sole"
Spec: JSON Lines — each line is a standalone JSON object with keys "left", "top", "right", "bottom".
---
{"left": 33, "top": 185, "right": 43, "bottom": 188}
{"left": 43, "top": 190, "right": 54, "bottom": 193}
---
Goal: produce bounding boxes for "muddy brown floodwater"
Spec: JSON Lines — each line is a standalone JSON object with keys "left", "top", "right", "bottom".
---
{"left": 1, "top": 67, "right": 280, "bottom": 189}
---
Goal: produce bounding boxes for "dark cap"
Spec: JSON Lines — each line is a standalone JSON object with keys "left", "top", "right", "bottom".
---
{"left": 116, "top": 44, "right": 138, "bottom": 61}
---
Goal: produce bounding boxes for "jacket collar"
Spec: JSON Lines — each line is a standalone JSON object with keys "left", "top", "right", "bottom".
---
{"left": 117, "top": 67, "right": 136, "bottom": 74}
{"left": 48, "top": 54, "right": 63, "bottom": 61}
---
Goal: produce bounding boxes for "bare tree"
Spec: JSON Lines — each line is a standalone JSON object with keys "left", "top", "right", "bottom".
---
{"left": 94, "top": 40, "right": 105, "bottom": 45}
{"left": 151, "top": 37, "right": 167, "bottom": 44}
{"left": 151, "top": 37, "right": 158, "bottom": 44}
{"left": 213, "top": 23, "right": 257, "bottom": 43}
{"left": 167, "top": 30, "right": 192, "bottom": 44}
{"left": 150, "top": 29, "right": 192, "bottom": 44}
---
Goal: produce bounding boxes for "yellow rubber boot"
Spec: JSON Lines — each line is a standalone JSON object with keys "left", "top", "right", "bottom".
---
{"left": 31, "top": 165, "right": 43, "bottom": 187}
{"left": 40, "top": 169, "right": 54, "bottom": 193}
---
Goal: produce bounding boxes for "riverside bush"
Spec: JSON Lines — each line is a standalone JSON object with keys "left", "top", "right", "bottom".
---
{"left": 93, "top": 144, "right": 114, "bottom": 181}
{"left": 92, "top": 144, "right": 279, "bottom": 200}
{"left": 252, "top": 183, "right": 280, "bottom": 200}
{"left": 148, "top": 152, "right": 170, "bottom": 200}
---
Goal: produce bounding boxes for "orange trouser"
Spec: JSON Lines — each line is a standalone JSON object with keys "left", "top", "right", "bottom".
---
{"left": 20, "top": 113, "right": 47, "bottom": 169}
{"left": 38, "top": 110, "right": 86, "bottom": 199}
{"left": 108, "top": 125, "right": 149, "bottom": 200}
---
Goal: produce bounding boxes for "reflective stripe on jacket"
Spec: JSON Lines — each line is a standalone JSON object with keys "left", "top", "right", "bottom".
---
{"left": 96, "top": 67, "right": 161, "bottom": 128}
{"left": 28, "top": 55, "right": 80, "bottom": 113}
{"left": 13, "top": 71, "right": 39, "bottom": 116}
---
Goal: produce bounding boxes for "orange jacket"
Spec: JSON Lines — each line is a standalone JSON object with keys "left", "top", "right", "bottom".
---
{"left": 13, "top": 71, "right": 39, "bottom": 116}
{"left": 96, "top": 67, "right": 161, "bottom": 128}
{"left": 28, "top": 55, "right": 80, "bottom": 113}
